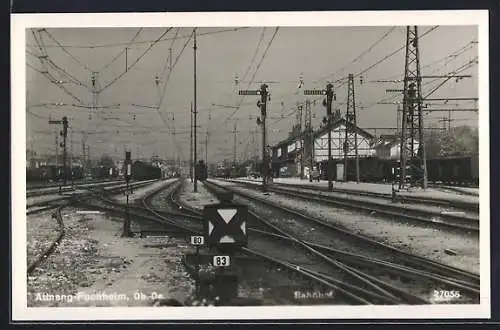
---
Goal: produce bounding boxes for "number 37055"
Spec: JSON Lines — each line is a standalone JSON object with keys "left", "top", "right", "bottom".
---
{"left": 433, "top": 290, "right": 461, "bottom": 301}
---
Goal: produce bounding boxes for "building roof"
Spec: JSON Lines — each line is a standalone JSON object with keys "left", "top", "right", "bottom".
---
{"left": 272, "top": 118, "right": 375, "bottom": 151}
{"left": 372, "top": 134, "right": 420, "bottom": 149}
{"left": 313, "top": 118, "right": 375, "bottom": 140}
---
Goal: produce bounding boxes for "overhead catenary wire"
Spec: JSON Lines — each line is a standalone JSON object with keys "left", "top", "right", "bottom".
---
{"left": 361, "top": 57, "right": 478, "bottom": 110}
{"left": 317, "top": 27, "right": 397, "bottom": 83}
{"left": 279, "top": 26, "right": 440, "bottom": 101}
{"left": 27, "top": 62, "right": 85, "bottom": 104}
{"left": 159, "top": 27, "right": 180, "bottom": 80}
{"left": 240, "top": 27, "right": 267, "bottom": 84}
{"left": 26, "top": 50, "right": 87, "bottom": 87}
{"left": 26, "top": 27, "right": 250, "bottom": 49}
{"left": 221, "top": 27, "right": 280, "bottom": 125}
{"left": 370, "top": 39, "right": 477, "bottom": 82}
{"left": 98, "top": 28, "right": 173, "bottom": 93}
{"left": 41, "top": 29, "right": 95, "bottom": 73}
{"left": 96, "top": 28, "right": 144, "bottom": 74}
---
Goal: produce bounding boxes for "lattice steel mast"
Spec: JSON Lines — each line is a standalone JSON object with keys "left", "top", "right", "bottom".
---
{"left": 399, "top": 26, "right": 427, "bottom": 189}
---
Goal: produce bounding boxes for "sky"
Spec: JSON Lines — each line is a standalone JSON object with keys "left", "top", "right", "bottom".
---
{"left": 25, "top": 25, "right": 479, "bottom": 164}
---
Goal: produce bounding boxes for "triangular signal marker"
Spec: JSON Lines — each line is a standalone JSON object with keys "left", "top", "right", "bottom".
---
{"left": 217, "top": 209, "right": 237, "bottom": 224}
{"left": 219, "top": 235, "right": 235, "bottom": 243}
{"left": 240, "top": 221, "right": 246, "bottom": 234}
{"left": 208, "top": 221, "right": 214, "bottom": 235}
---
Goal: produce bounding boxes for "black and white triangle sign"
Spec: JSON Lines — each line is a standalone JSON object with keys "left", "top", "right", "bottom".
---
{"left": 217, "top": 209, "right": 237, "bottom": 224}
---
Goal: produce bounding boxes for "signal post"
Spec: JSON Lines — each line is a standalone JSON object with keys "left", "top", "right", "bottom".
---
{"left": 49, "top": 116, "right": 69, "bottom": 193}
{"left": 185, "top": 191, "right": 248, "bottom": 305}
{"left": 304, "top": 84, "right": 335, "bottom": 191}
{"left": 239, "top": 84, "right": 269, "bottom": 191}
{"left": 122, "top": 151, "right": 132, "bottom": 237}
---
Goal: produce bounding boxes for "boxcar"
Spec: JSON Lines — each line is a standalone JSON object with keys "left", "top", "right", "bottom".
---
{"left": 132, "top": 161, "right": 161, "bottom": 181}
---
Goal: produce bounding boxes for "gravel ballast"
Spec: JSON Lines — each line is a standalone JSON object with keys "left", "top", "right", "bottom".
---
{"left": 27, "top": 206, "right": 194, "bottom": 307}
{"left": 212, "top": 180, "right": 479, "bottom": 275}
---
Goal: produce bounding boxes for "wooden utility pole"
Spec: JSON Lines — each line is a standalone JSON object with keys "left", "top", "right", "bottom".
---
{"left": 190, "top": 103, "right": 193, "bottom": 182}
{"left": 193, "top": 28, "right": 198, "bottom": 192}
{"left": 232, "top": 119, "right": 238, "bottom": 166}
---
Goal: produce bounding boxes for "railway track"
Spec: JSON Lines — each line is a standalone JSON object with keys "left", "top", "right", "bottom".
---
{"left": 232, "top": 179, "right": 479, "bottom": 212}
{"left": 202, "top": 180, "right": 479, "bottom": 304}
{"left": 27, "top": 178, "right": 121, "bottom": 191}
{"left": 428, "top": 184, "right": 479, "bottom": 197}
{"left": 138, "top": 179, "right": 478, "bottom": 304}
{"left": 143, "top": 181, "right": 397, "bottom": 304}
{"left": 38, "top": 178, "right": 478, "bottom": 305}
{"left": 26, "top": 179, "right": 154, "bottom": 198}
{"left": 227, "top": 180, "right": 479, "bottom": 233}
{"left": 26, "top": 180, "right": 166, "bottom": 274}
{"left": 27, "top": 205, "right": 66, "bottom": 275}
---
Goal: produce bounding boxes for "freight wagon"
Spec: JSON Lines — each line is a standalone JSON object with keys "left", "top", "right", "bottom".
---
{"left": 131, "top": 161, "right": 161, "bottom": 181}
{"left": 27, "top": 165, "right": 85, "bottom": 183}
{"left": 317, "top": 155, "right": 479, "bottom": 186}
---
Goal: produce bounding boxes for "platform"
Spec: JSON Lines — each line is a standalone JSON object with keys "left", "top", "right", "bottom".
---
{"left": 231, "top": 177, "right": 480, "bottom": 205}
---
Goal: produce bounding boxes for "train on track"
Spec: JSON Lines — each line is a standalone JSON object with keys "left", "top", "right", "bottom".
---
{"left": 195, "top": 161, "right": 208, "bottom": 181}
{"left": 27, "top": 161, "right": 163, "bottom": 184}
{"left": 27, "top": 165, "right": 85, "bottom": 183}
{"left": 131, "top": 161, "right": 162, "bottom": 180}
{"left": 26, "top": 165, "right": 122, "bottom": 183}
{"left": 316, "top": 154, "right": 479, "bottom": 186}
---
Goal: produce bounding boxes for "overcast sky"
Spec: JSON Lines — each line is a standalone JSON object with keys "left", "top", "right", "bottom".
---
{"left": 25, "top": 25, "right": 478, "bottom": 163}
